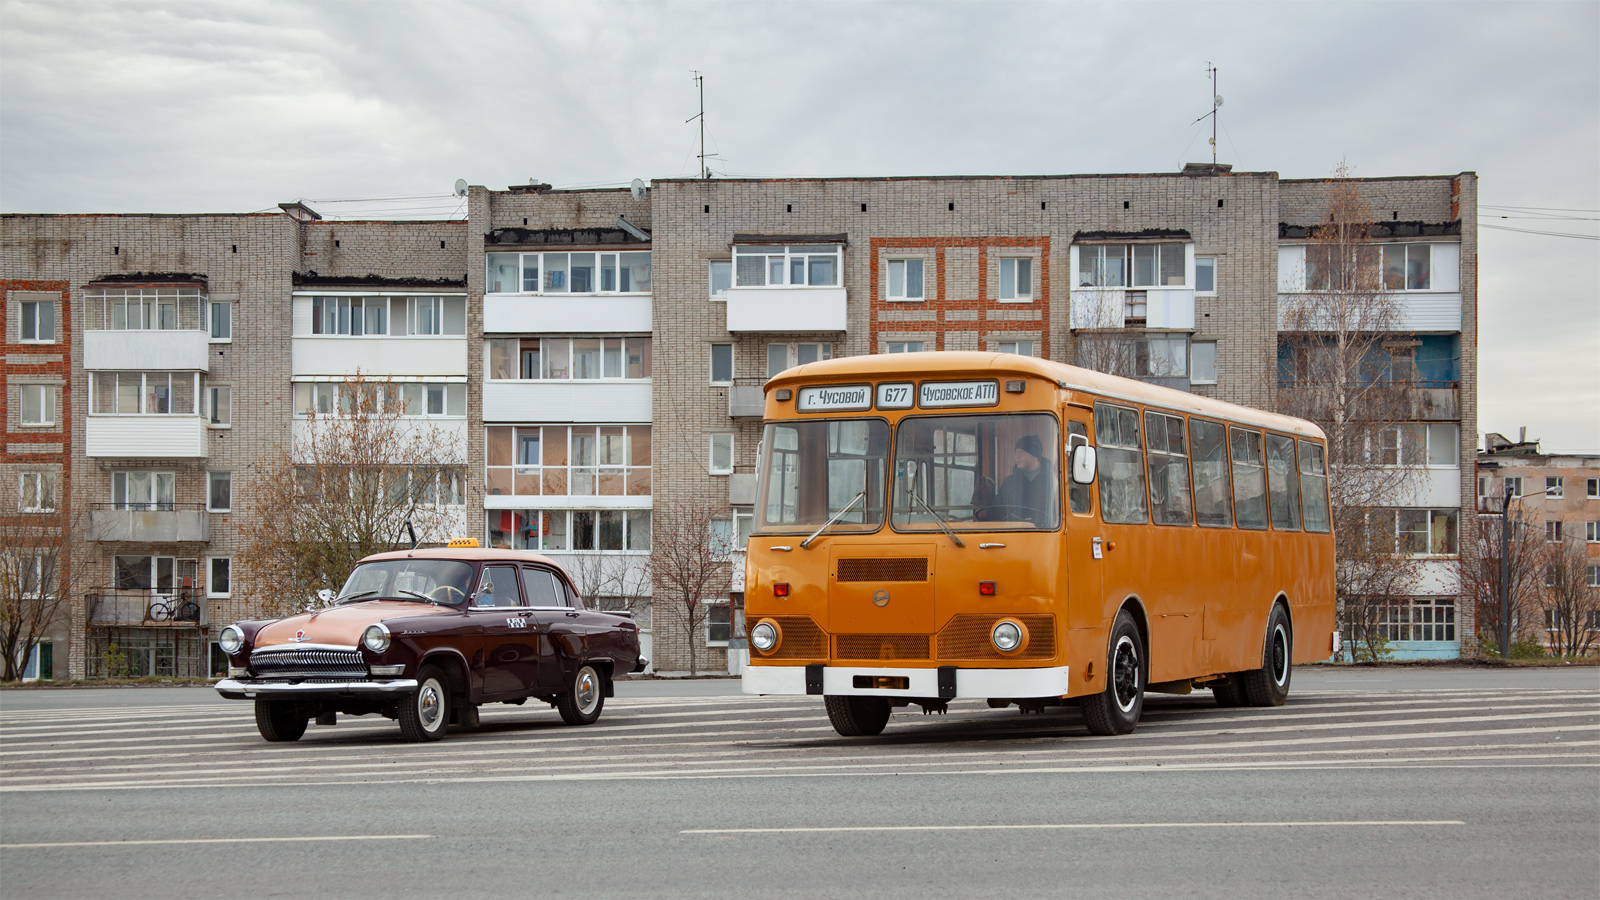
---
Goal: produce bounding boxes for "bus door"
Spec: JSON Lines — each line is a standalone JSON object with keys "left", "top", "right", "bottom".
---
{"left": 1061, "top": 408, "right": 1104, "bottom": 673}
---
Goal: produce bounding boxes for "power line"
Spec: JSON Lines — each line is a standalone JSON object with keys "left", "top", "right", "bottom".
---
{"left": 1478, "top": 222, "right": 1599, "bottom": 240}
{"left": 1482, "top": 204, "right": 1599, "bottom": 213}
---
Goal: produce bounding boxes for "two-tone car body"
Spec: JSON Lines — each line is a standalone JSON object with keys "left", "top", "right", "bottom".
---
{"left": 215, "top": 547, "right": 646, "bottom": 742}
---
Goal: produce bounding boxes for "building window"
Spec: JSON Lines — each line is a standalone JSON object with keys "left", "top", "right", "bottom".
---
{"left": 1370, "top": 424, "right": 1460, "bottom": 467}
{"left": 707, "top": 602, "right": 732, "bottom": 646}
{"left": 766, "top": 342, "right": 832, "bottom": 378}
{"left": 1079, "top": 243, "right": 1186, "bottom": 288}
{"left": 710, "top": 261, "right": 732, "bottom": 299}
{"left": 1377, "top": 598, "right": 1456, "bottom": 642}
{"left": 710, "top": 516, "right": 736, "bottom": 559}
{"left": 1587, "top": 521, "right": 1599, "bottom": 543}
{"left": 113, "top": 472, "right": 176, "bottom": 511}
{"left": 733, "top": 244, "right": 841, "bottom": 287}
{"left": 208, "top": 472, "right": 232, "bottom": 512}
{"left": 1374, "top": 508, "right": 1458, "bottom": 556}
{"left": 1588, "top": 477, "right": 1598, "bottom": 499}
{"left": 19, "top": 472, "right": 56, "bottom": 512}
{"left": 710, "top": 344, "right": 733, "bottom": 384}
{"left": 83, "top": 287, "right": 204, "bottom": 331}
{"left": 998, "top": 258, "right": 1033, "bottom": 301}
{"left": 733, "top": 506, "right": 754, "bottom": 548}
{"left": 486, "top": 509, "right": 651, "bottom": 553}
{"left": 709, "top": 434, "right": 734, "bottom": 475}
{"left": 996, "top": 341, "right": 1034, "bottom": 357}
{"left": 886, "top": 342, "right": 924, "bottom": 354}
{"left": 1546, "top": 520, "right": 1563, "bottom": 543}
{"left": 1546, "top": 476, "right": 1563, "bottom": 499}
{"left": 1587, "top": 566, "right": 1600, "bottom": 589}
{"left": 291, "top": 382, "right": 464, "bottom": 418}
{"left": 20, "top": 299, "right": 56, "bottom": 343}
{"left": 206, "top": 385, "right": 231, "bottom": 426}
{"left": 486, "top": 337, "right": 651, "bottom": 381}
{"left": 1195, "top": 257, "right": 1216, "bottom": 295}
{"left": 90, "top": 372, "right": 203, "bottom": 416}
{"left": 1136, "top": 334, "right": 1188, "bottom": 378}
{"left": 406, "top": 297, "right": 467, "bottom": 335}
{"left": 207, "top": 300, "right": 232, "bottom": 341}
{"left": 19, "top": 384, "right": 54, "bottom": 425}
{"left": 1505, "top": 476, "right": 1523, "bottom": 498}
{"left": 486, "top": 252, "right": 652, "bottom": 294}
{"left": 888, "top": 259, "right": 925, "bottom": 301}
{"left": 1190, "top": 341, "right": 1218, "bottom": 385}
{"left": 208, "top": 557, "right": 231, "bottom": 598}
{"left": 486, "top": 425, "right": 650, "bottom": 499}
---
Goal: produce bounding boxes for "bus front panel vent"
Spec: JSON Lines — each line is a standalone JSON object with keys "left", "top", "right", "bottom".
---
{"left": 837, "top": 558, "right": 929, "bottom": 582}
{"left": 834, "top": 633, "right": 932, "bottom": 661}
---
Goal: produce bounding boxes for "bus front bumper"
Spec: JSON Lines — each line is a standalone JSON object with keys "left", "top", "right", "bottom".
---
{"left": 742, "top": 664, "right": 1070, "bottom": 700}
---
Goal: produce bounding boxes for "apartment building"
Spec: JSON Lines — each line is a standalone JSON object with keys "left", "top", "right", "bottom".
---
{"left": 1, "top": 164, "right": 1478, "bottom": 677}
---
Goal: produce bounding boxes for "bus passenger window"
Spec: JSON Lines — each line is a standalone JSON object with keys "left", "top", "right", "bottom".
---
{"left": 1189, "top": 418, "right": 1232, "bottom": 527}
{"left": 1067, "top": 421, "right": 1091, "bottom": 515}
{"left": 1298, "top": 440, "right": 1331, "bottom": 533}
{"left": 1144, "top": 411, "right": 1193, "bottom": 526}
{"left": 1094, "top": 404, "right": 1147, "bottom": 524}
{"left": 1265, "top": 434, "right": 1302, "bottom": 531}
{"left": 1230, "top": 427, "right": 1268, "bottom": 529}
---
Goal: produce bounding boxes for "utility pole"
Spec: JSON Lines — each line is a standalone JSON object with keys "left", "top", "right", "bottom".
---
{"left": 1500, "top": 482, "right": 1512, "bottom": 658}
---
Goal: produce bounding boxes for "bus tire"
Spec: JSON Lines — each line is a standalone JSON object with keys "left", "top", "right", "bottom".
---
{"left": 824, "top": 695, "right": 891, "bottom": 736}
{"left": 1239, "top": 604, "right": 1292, "bottom": 707}
{"left": 1080, "top": 610, "right": 1145, "bottom": 736}
{"left": 1211, "top": 677, "right": 1247, "bottom": 707}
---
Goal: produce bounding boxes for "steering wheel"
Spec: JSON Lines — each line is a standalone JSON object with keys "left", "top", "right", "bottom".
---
{"left": 428, "top": 585, "right": 467, "bottom": 605}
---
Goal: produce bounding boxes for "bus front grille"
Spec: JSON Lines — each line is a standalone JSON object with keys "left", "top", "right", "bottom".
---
{"left": 766, "top": 616, "right": 827, "bottom": 660}
{"left": 836, "top": 558, "right": 929, "bottom": 582}
{"left": 834, "top": 633, "right": 931, "bottom": 660}
{"left": 937, "top": 615, "right": 1057, "bottom": 661}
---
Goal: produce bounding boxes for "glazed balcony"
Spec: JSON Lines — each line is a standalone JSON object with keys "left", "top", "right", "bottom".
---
{"left": 724, "top": 287, "right": 847, "bottom": 332}
{"left": 86, "top": 416, "right": 209, "bottom": 458}
{"left": 83, "top": 329, "right": 210, "bottom": 373}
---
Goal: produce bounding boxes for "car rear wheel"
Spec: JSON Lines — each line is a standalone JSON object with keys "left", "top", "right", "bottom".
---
{"left": 824, "top": 695, "right": 892, "bottom": 736}
{"left": 254, "top": 698, "right": 308, "bottom": 742}
{"left": 556, "top": 664, "right": 606, "bottom": 726}
{"left": 398, "top": 665, "right": 451, "bottom": 742}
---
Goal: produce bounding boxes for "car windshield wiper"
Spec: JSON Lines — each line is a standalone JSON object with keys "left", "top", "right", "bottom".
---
{"left": 394, "top": 589, "right": 448, "bottom": 606}
{"left": 801, "top": 492, "right": 867, "bottom": 549}
{"left": 333, "top": 590, "right": 377, "bottom": 605}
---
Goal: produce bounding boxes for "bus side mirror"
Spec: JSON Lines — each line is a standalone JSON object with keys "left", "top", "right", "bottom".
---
{"left": 1070, "top": 445, "right": 1097, "bottom": 485}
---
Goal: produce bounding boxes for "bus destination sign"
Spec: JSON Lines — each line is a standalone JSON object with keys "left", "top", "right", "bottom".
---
{"left": 796, "top": 384, "right": 872, "bottom": 412}
{"left": 919, "top": 380, "right": 1000, "bottom": 408}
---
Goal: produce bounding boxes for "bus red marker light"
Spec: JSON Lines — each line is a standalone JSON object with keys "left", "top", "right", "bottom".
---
{"left": 773, "top": 582, "right": 790, "bottom": 597}
{"left": 979, "top": 581, "right": 996, "bottom": 595}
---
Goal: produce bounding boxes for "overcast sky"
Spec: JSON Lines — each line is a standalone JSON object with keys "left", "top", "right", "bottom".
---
{"left": 3, "top": 1, "right": 1596, "bottom": 450}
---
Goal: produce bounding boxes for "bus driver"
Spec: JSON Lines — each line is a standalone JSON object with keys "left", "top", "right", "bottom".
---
{"left": 993, "top": 434, "right": 1053, "bottom": 523}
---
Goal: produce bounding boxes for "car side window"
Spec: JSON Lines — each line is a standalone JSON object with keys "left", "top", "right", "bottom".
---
{"left": 522, "top": 567, "right": 569, "bottom": 608}
{"left": 478, "top": 565, "right": 524, "bottom": 607}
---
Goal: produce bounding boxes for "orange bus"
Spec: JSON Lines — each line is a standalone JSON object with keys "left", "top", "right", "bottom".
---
{"left": 741, "top": 352, "right": 1334, "bottom": 737}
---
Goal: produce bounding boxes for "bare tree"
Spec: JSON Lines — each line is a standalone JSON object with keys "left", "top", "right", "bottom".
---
{"left": 0, "top": 478, "right": 90, "bottom": 681}
{"left": 1276, "top": 165, "right": 1428, "bottom": 657}
{"left": 1536, "top": 535, "right": 1600, "bottom": 658}
{"left": 565, "top": 550, "right": 651, "bottom": 617}
{"left": 236, "top": 373, "right": 466, "bottom": 618}
{"left": 1069, "top": 281, "right": 1186, "bottom": 382}
{"left": 650, "top": 500, "right": 731, "bottom": 676}
{"left": 1461, "top": 508, "right": 1548, "bottom": 655}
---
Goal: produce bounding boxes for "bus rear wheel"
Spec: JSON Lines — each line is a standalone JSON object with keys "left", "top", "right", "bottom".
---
{"left": 1239, "top": 604, "right": 1293, "bottom": 707}
{"left": 1080, "top": 610, "right": 1145, "bottom": 735}
{"left": 824, "top": 696, "right": 891, "bottom": 736}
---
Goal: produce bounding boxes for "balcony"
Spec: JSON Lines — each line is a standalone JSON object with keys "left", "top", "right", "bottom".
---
{"left": 1071, "top": 288, "right": 1194, "bottom": 330}
{"left": 482, "top": 381, "right": 651, "bottom": 424}
{"left": 728, "top": 472, "right": 758, "bottom": 506}
{"left": 86, "top": 416, "right": 208, "bottom": 458}
{"left": 1277, "top": 386, "right": 1459, "bottom": 422}
{"left": 87, "top": 588, "right": 206, "bottom": 626}
{"left": 485, "top": 294, "right": 651, "bottom": 335}
{"left": 728, "top": 380, "right": 765, "bottom": 417}
{"left": 292, "top": 418, "right": 468, "bottom": 464}
{"left": 84, "top": 330, "right": 210, "bottom": 372}
{"left": 291, "top": 336, "right": 467, "bottom": 378}
{"left": 725, "top": 287, "right": 847, "bottom": 332}
{"left": 1277, "top": 293, "right": 1463, "bottom": 332}
{"left": 90, "top": 503, "right": 209, "bottom": 543}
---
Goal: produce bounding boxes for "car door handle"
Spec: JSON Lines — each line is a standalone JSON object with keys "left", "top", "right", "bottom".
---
{"left": 565, "top": 612, "right": 580, "bottom": 618}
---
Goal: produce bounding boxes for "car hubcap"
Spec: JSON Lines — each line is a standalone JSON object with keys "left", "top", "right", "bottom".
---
{"left": 1271, "top": 626, "right": 1289, "bottom": 686}
{"left": 418, "top": 681, "right": 443, "bottom": 730}
{"left": 576, "top": 668, "right": 599, "bottom": 715}
{"left": 1112, "top": 636, "right": 1140, "bottom": 713}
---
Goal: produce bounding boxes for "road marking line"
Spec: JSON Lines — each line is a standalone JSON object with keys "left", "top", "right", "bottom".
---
{"left": 0, "top": 834, "right": 432, "bottom": 849}
{"left": 681, "top": 820, "right": 1466, "bottom": 835}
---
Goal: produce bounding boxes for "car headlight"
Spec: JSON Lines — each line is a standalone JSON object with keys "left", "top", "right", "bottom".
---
{"left": 750, "top": 619, "right": 781, "bottom": 654}
{"left": 991, "top": 619, "right": 1027, "bottom": 653}
{"left": 362, "top": 623, "right": 391, "bottom": 653}
{"left": 218, "top": 625, "right": 244, "bottom": 655}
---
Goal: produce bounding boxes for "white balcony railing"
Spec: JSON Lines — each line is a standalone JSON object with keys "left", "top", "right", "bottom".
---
{"left": 89, "top": 504, "right": 209, "bottom": 543}
{"left": 1277, "top": 293, "right": 1463, "bottom": 332}
{"left": 291, "top": 336, "right": 467, "bottom": 378}
{"left": 86, "top": 416, "right": 208, "bottom": 458}
{"left": 725, "top": 287, "right": 847, "bottom": 332}
{"left": 84, "top": 330, "right": 210, "bottom": 372}
{"left": 482, "top": 381, "right": 651, "bottom": 424}
{"left": 485, "top": 294, "right": 652, "bottom": 335}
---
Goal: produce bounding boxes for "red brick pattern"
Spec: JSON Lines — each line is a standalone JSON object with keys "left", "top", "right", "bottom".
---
{"left": 868, "top": 237, "right": 1051, "bottom": 357}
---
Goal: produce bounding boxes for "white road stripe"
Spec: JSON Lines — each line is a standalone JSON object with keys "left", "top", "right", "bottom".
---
{"left": 0, "top": 834, "right": 432, "bottom": 849}
{"left": 681, "top": 819, "right": 1467, "bottom": 835}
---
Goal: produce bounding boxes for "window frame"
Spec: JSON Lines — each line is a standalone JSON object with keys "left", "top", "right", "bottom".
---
{"left": 709, "top": 433, "right": 735, "bottom": 476}
{"left": 19, "top": 298, "right": 56, "bottom": 343}
{"left": 19, "top": 471, "right": 56, "bottom": 513}
{"left": 710, "top": 343, "right": 734, "bottom": 385}
{"left": 1190, "top": 340, "right": 1218, "bottom": 385}
{"left": 887, "top": 258, "right": 926, "bottom": 302}
{"left": 485, "top": 425, "right": 651, "bottom": 500}
{"left": 207, "top": 556, "right": 232, "bottom": 598}
{"left": 18, "top": 384, "right": 55, "bottom": 426}
{"left": 207, "top": 300, "right": 232, "bottom": 342}
{"left": 732, "top": 244, "right": 843, "bottom": 289}
{"left": 709, "top": 260, "right": 732, "bottom": 300}
{"left": 706, "top": 601, "right": 733, "bottom": 647}
{"left": 207, "top": 471, "right": 232, "bottom": 513}
{"left": 1194, "top": 257, "right": 1217, "bottom": 295}
{"left": 485, "top": 252, "right": 653, "bottom": 296}
{"left": 997, "top": 257, "right": 1035, "bottom": 302}
{"left": 206, "top": 385, "right": 231, "bottom": 427}
{"left": 1546, "top": 476, "right": 1564, "bottom": 499}
{"left": 89, "top": 372, "right": 204, "bottom": 417}
{"left": 1546, "top": 520, "right": 1563, "bottom": 543}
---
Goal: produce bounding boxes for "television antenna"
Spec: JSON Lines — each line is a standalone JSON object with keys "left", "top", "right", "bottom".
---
{"left": 1191, "top": 63, "right": 1224, "bottom": 169}
{"left": 686, "top": 71, "right": 721, "bottom": 179}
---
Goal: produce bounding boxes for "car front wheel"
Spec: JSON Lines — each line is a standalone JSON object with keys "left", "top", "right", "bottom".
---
{"left": 398, "top": 666, "right": 451, "bottom": 742}
{"left": 254, "top": 698, "right": 308, "bottom": 742}
{"left": 556, "top": 664, "right": 606, "bottom": 726}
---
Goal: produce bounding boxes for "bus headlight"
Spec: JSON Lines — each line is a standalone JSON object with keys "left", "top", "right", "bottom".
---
{"left": 362, "top": 623, "right": 391, "bottom": 653}
{"left": 218, "top": 625, "right": 245, "bottom": 655}
{"left": 750, "top": 619, "right": 781, "bottom": 654}
{"left": 991, "top": 619, "right": 1028, "bottom": 654}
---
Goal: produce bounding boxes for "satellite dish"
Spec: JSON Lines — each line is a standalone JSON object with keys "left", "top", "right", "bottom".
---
{"left": 453, "top": 178, "right": 468, "bottom": 197}
{"left": 1214, "top": 95, "right": 1224, "bottom": 108}
{"left": 631, "top": 178, "right": 646, "bottom": 201}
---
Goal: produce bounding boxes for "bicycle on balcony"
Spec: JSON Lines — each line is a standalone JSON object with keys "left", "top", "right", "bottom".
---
{"left": 149, "top": 594, "right": 201, "bottom": 623}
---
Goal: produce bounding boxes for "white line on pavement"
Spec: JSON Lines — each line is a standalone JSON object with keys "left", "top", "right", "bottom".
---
{"left": 0, "top": 834, "right": 432, "bottom": 849}
{"left": 680, "top": 819, "right": 1467, "bottom": 834}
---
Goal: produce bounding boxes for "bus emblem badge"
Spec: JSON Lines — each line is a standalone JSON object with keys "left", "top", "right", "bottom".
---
{"left": 872, "top": 590, "right": 890, "bottom": 607}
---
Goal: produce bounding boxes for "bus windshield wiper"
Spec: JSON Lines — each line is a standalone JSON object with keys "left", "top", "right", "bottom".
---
{"left": 801, "top": 492, "right": 867, "bottom": 549}
{"left": 333, "top": 590, "right": 377, "bottom": 605}
{"left": 910, "top": 490, "right": 966, "bottom": 548}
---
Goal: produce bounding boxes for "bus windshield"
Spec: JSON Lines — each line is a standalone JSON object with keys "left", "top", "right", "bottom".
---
{"left": 892, "top": 413, "right": 1061, "bottom": 531}
{"left": 757, "top": 419, "right": 889, "bottom": 533}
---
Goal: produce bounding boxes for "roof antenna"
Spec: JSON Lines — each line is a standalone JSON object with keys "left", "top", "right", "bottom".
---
{"left": 396, "top": 518, "right": 418, "bottom": 553}
{"left": 687, "top": 71, "right": 719, "bottom": 179}
{"left": 1191, "top": 62, "right": 1224, "bottom": 170}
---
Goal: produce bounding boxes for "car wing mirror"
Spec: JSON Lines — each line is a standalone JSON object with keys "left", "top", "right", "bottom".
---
{"left": 316, "top": 588, "right": 336, "bottom": 605}
{"left": 1070, "top": 445, "right": 1097, "bottom": 485}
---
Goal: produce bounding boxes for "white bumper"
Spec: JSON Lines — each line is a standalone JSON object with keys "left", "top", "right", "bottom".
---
{"left": 742, "top": 664, "right": 1070, "bottom": 699}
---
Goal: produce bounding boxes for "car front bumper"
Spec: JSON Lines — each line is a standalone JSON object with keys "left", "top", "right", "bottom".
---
{"left": 741, "top": 664, "right": 1070, "bottom": 699}
{"left": 216, "top": 678, "right": 419, "bottom": 699}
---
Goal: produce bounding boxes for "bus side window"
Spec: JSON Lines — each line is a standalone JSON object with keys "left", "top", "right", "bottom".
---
{"left": 1230, "top": 427, "right": 1268, "bottom": 529}
{"left": 1094, "top": 403, "right": 1147, "bottom": 524}
{"left": 1265, "top": 433, "right": 1302, "bottom": 531}
{"left": 1298, "top": 439, "right": 1331, "bottom": 533}
{"left": 1189, "top": 418, "right": 1232, "bottom": 527}
{"left": 1067, "top": 421, "right": 1091, "bottom": 515}
{"left": 1144, "top": 411, "right": 1193, "bottom": 526}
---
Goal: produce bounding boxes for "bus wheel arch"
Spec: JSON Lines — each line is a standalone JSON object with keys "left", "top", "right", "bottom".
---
{"left": 1116, "top": 595, "right": 1150, "bottom": 662}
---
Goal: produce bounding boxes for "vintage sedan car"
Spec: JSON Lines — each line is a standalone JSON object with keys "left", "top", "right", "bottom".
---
{"left": 215, "top": 546, "right": 646, "bottom": 742}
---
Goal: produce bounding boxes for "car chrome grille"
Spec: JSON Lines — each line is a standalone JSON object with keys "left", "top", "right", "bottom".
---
{"left": 249, "top": 648, "right": 366, "bottom": 679}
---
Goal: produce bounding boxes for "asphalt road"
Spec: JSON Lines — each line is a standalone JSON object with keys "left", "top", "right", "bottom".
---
{"left": 2, "top": 668, "right": 1596, "bottom": 900}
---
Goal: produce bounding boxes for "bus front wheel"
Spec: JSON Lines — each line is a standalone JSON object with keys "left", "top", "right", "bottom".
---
{"left": 1239, "top": 604, "right": 1292, "bottom": 707}
{"left": 824, "top": 696, "right": 891, "bottom": 736}
{"left": 1080, "top": 610, "right": 1145, "bottom": 735}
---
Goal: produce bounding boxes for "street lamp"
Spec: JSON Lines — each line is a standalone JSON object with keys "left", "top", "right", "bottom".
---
{"left": 1499, "top": 484, "right": 1558, "bottom": 658}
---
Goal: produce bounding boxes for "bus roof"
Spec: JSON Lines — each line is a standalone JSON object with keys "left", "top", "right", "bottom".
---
{"left": 768, "top": 351, "right": 1326, "bottom": 441}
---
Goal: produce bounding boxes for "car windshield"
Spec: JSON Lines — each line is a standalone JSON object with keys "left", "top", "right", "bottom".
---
{"left": 892, "top": 413, "right": 1061, "bottom": 531}
{"left": 756, "top": 418, "right": 890, "bottom": 533}
{"left": 339, "top": 559, "right": 476, "bottom": 606}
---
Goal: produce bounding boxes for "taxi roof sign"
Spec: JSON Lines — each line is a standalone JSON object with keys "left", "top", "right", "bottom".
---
{"left": 447, "top": 538, "right": 480, "bottom": 547}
